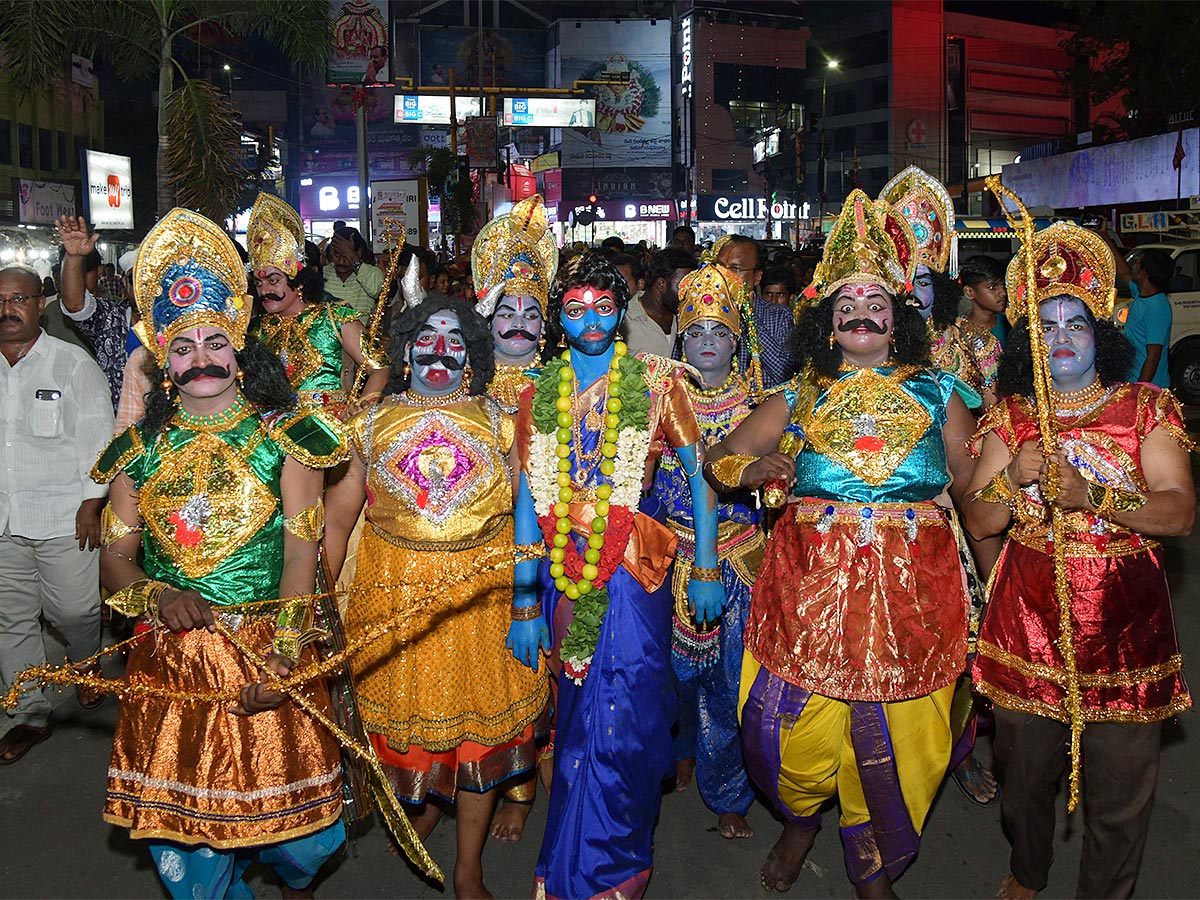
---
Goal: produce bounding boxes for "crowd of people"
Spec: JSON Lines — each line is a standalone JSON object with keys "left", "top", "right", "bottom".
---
{"left": 0, "top": 165, "right": 1192, "bottom": 900}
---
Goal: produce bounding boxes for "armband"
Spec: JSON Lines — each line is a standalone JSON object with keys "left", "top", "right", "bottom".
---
{"left": 283, "top": 500, "right": 324, "bottom": 542}
{"left": 1088, "top": 481, "right": 1147, "bottom": 519}
{"left": 689, "top": 565, "right": 721, "bottom": 583}
{"left": 106, "top": 579, "right": 170, "bottom": 618}
{"left": 272, "top": 598, "right": 317, "bottom": 661}
{"left": 707, "top": 454, "right": 757, "bottom": 490}
{"left": 514, "top": 541, "right": 548, "bottom": 565}
{"left": 510, "top": 602, "right": 544, "bottom": 621}
{"left": 101, "top": 503, "right": 141, "bottom": 545}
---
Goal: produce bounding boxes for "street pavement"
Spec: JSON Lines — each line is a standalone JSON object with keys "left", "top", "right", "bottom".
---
{"left": 2, "top": 532, "right": 1199, "bottom": 899}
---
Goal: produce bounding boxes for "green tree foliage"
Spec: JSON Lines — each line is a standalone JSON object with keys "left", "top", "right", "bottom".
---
{"left": 0, "top": 0, "right": 331, "bottom": 223}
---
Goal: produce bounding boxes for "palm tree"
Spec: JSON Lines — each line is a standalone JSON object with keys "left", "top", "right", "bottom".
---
{"left": 0, "top": 0, "right": 331, "bottom": 221}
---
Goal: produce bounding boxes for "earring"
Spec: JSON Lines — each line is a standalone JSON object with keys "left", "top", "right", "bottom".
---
{"left": 296, "top": 286, "right": 304, "bottom": 302}
{"left": 888, "top": 334, "right": 896, "bottom": 346}
{"left": 731, "top": 353, "right": 739, "bottom": 373}
{"left": 537, "top": 333, "right": 546, "bottom": 355}
{"left": 161, "top": 371, "right": 173, "bottom": 391}
{"left": 402, "top": 362, "right": 411, "bottom": 381}
{"left": 236, "top": 367, "right": 244, "bottom": 385}
{"left": 828, "top": 332, "right": 836, "bottom": 349}
{"left": 464, "top": 364, "right": 474, "bottom": 384}
{"left": 557, "top": 332, "right": 567, "bottom": 351}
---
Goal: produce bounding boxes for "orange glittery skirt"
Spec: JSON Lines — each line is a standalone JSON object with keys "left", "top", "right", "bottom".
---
{"left": 345, "top": 522, "right": 548, "bottom": 801}
{"left": 105, "top": 618, "right": 343, "bottom": 848}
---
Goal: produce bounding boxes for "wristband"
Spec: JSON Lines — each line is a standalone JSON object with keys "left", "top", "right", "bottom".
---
{"left": 690, "top": 565, "right": 721, "bottom": 583}
{"left": 510, "top": 602, "right": 544, "bottom": 621}
{"left": 707, "top": 454, "right": 757, "bottom": 490}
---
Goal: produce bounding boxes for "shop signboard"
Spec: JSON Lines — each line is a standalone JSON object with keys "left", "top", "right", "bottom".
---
{"left": 370, "top": 178, "right": 428, "bottom": 251}
{"left": 565, "top": 199, "right": 676, "bottom": 221}
{"left": 327, "top": 0, "right": 390, "bottom": 85}
{"left": 697, "top": 194, "right": 811, "bottom": 221}
{"left": 298, "top": 174, "right": 368, "bottom": 219}
{"left": 16, "top": 179, "right": 76, "bottom": 225}
{"left": 395, "top": 95, "right": 482, "bottom": 125}
{"left": 503, "top": 97, "right": 596, "bottom": 128}
{"left": 82, "top": 150, "right": 133, "bottom": 229}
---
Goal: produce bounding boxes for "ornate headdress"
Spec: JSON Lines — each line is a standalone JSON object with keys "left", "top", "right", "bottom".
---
{"left": 677, "top": 264, "right": 744, "bottom": 334}
{"left": 878, "top": 165, "right": 957, "bottom": 276}
{"left": 1005, "top": 221, "right": 1116, "bottom": 325}
{"left": 471, "top": 194, "right": 558, "bottom": 317}
{"left": 132, "top": 208, "right": 252, "bottom": 365}
{"left": 246, "top": 192, "right": 306, "bottom": 278}
{"left": 701, "top": 234, "right": 733, "bottom": 265}
{"left": 805, "top": 189, "right": 917, "bottom": 302}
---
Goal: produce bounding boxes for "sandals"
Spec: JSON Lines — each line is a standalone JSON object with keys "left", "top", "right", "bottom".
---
{"left": 0, "top": 724, "right": 51, "bottom": 765}
{"left": 951, "top": 758, "right": 1001, "bottom": 806}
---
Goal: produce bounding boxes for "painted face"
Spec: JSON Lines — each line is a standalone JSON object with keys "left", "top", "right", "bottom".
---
{"left": 167, "top": 327, "right": 238, "bottom": 400}
{"left": 911, "top": 264, "right": 935, "bottom": 318}
{"left": 966, "top": 277, "right": 1007, "bottom": 315}
{"left": 491, "top": 294, "right": 544, "bottom": 362}
{"left": 408, "top": 309, "right": 467, "bottom": 395}
{"left": 1039, "top": 297, "right": 1096, "bottom": 386}
{"left": 254, "top": 265, "right": 303, "bottom": 315}
{"left": 832, "top": 283, "right": 894, "bottom": 360}
{"left": 681, "top": 320, "right": 736, "bottom": 384}
{"left": 560, "top": 285, "right": 622, "bottom": 356}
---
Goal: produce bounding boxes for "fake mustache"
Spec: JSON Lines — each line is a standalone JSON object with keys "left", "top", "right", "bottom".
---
{"left": 174, "top": 364, "right": 231, "bottom": 384}
{"left": 499, "top": 328, "right": 538, "bottom": 341}
{"left": 259, "top": 292, "right": 286, "bottom": 304}
{"left": 413, "top": 353, "right": 466, "bottom": 371}
{"left": 837, "top": 318, "right": 888, "bottom": 334}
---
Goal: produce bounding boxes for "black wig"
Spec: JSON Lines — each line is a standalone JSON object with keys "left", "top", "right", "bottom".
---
{"left": 386, "top": 293, "right": 494, "bottom": 396}
{"left": 790, "top": 289, "right": 931, "bottom": 380}
{"left": 542, "top": 251, "right": 632, "bottom": 354}
{"left": 928, "top": 268, "right": 963, "bottom": 331}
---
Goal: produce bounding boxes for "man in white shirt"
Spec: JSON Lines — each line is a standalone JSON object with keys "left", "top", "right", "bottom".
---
{"left": 620, "top": 248, "right": 697, "bottom": 358}
{"left": 0, "top": 265, "right": 114, "bottom": 764}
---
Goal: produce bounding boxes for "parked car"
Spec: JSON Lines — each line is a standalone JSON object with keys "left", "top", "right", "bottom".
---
{"left": 1113, "top": 242, "right": 1200, "bottom": 403}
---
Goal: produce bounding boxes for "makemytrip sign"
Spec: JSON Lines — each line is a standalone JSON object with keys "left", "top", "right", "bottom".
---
{"left": 698, "top": 195, "right": 811, "bottom": 221}
{"left": 82, "top": 150, "right": 133, "bottom": 229}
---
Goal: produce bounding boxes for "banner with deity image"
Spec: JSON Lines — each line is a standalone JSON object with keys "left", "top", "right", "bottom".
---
{"left": 327, "top": 0, "right": 390, "bottom": 85}
{"left": 556, "top": 19, "right": 672, "bottom": 169}
{"left": 418, "top": 27, "right": 545, "bottom": 89}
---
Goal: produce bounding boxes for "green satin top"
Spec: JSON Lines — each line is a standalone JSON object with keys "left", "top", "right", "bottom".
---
{"left": 92, "top": 395, "right": 347, "bottom": 607}
{"left": 250, "top": 302, "right": 362, "bottom": 396}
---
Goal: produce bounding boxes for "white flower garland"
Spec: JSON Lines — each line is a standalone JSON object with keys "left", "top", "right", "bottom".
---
{"left": 528, "top": 427, "right": 652, "bottom": 516}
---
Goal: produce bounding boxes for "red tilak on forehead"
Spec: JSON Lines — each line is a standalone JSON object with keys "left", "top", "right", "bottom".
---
{"left": 854, "top": 286, "right": 867, "bottom": 296}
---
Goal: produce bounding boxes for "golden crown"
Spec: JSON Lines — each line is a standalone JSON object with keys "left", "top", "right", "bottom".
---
{"left": 1006, "top": 221, "right": 1116, "bottom": 324}
{"left": 677, "top": 264, "right": 745, "bottom": 334}
{"left": 471, "top": 194, "right": 559, "bottom": 311}
{"left": 247, "top": 192, "right": 306, "bottom": 278}
{"left": 878, "top": 165, "right": 956, "bottom": 275}
{"left": 805, "top": 190, "right": 916, "bottom": 302}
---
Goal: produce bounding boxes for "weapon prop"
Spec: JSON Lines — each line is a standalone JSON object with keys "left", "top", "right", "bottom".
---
{"left": 350, "top": 218, "right": 407, "bottom": 403}
{"left": 985, "top": 174, "right": 1084, "bottom": 813}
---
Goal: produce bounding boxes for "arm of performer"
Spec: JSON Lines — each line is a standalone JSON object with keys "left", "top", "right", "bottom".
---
{"left": 340, "top": 317, "right": 391, "bottom": 414}
{"left": 508, "top": 463, "right": 551, "bottom": 672}
{"left": 100, "top": 472, "right": 216, "bottom": 633}
{"left": 1047, "top": 425, "right": 1195, "bottom": 537}
{"left": 322, "top": 446, "right": 368, "bottom": 579}
{"left": 943, "top": 393, "right": 977, "bottom": 507}
{"left": 703, "top": 392, "right": 796, "bottom": 493}
{"left": 961, "top": 433, "right": 1038, "bottom": 540}
{"left": 680, "top": 442, "right": 725, "bottom": 624}
{"left": 232, "top": 457, "right": 328, "bottom": 716}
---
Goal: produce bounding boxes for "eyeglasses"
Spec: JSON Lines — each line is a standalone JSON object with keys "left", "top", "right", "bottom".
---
{"left": 724, "top": 264, "right": 757, "bottom": 274}
{"left": 0, "top": 293, "right": 42, "bottom": 307}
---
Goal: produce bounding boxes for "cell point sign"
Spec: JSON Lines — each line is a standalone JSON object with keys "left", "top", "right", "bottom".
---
{"left": 82, "top": 150, "right": 134, "bottom": 229}
{"left": 698, "top": 195, "right": 811, "bottom": 221}
{"left": 679, "top": 17, "right": 693, "bottom": 100}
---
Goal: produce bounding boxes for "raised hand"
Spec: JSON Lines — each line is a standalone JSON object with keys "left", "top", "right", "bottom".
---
{"left": 55, "top": 215, "right": 99, "bottom": 258}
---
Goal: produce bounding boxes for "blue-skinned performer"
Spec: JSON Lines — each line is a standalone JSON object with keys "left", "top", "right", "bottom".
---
{"left": 655, "top": 263, "right": 762, "bottom": 841}
{"left": 507, "top": 252, "right": 724, "bottom": 900}
{"left": 707, "top": 192, "right": 977, "bottom": 898}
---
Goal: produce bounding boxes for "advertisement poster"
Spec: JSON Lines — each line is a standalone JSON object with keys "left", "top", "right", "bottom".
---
{"left": 419, "top": 27, "right": 545, "bottom": 88}
{"left": 466, "top": 115, "right": 498, "bottom": 168}
{"left": 370, "top": 178, "right": 428, "bottom": 252}
{"left": 557, "top": 19, "right": 672, "bottom": 169}
{"left": 17, "top": 180, "right": 76, "bottom": 225}
{"left": 327, "top": 0, "right": 390, "bottom": 85}
{"left": 82, "top": 150, "right": 134, "bottom": 229}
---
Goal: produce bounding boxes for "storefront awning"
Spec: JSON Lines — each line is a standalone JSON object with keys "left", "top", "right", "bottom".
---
{"left": 955, "top": 216, "right": 1079, "bottom": 238}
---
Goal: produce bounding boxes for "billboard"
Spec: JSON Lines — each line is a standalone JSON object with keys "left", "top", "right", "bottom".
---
{"left": 327, "top": 0, "right": 390, "bottom": 85}
{"left": 370, "top": 178, "right": 428, "bottom": 252}
{"left": 503, "top": 97, "right": 595, "bottom": 128}
{"left": 394, "top": 94, "right": 482, "bottom": 125}
{"left": 82, "top": 150, "right": 133, "bottom": 229}
{"left": 419, "top": 27, "right": 545, "bottom": 89}
{"left": 557, "top": 20, "right": 672, "bottom": 169}
{"left": 1001, "top": 128, "right": 1200, "bottom": 209}
{"left": 17, "top": 180, "right": 76, "bottom": 225}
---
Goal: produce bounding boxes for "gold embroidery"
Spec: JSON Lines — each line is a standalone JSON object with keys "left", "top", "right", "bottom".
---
{"left": 284, "top": 500, "right": 324, "bottom": 542}
{"left": 255, "top": 313, "right": 324, "bottom": 388}
{"left": 805, "top": 367, "right": 930, "bottom": 486}
{"left": 978, "top": 640, "right": 1183, "bottom": 689}
{"left": 101, "top": 503, "right": 141, "bottom": 545}
{"left": 487, "top": 364, "right": 534, "bottom": 415}
{"left": 140, "top": 433, "right": 277, "bottom": 577}
{"left": 976, "top": 678, "right": 1191, "bottom": 725}
{"left": 91, "top": 427, "right": 146, "bottom": 484}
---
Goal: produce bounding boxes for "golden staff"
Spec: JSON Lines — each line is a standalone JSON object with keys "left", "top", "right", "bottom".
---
{"left": 984, "top": 175, "right": 1084, "bottom": 812}
{"left": 350, "top": 217, "right": 407, "bottom": 402}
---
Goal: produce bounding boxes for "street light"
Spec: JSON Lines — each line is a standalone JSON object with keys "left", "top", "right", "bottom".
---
{"left": 818, "top": 59, "right": 839, "bottom": 232}
{"left": 222, "top": 63, "right": 233, "bottom": 97}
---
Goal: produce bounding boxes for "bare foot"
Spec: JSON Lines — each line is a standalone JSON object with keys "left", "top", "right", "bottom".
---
{"left": 453, "top": 869, "right": 494, "bottom": 900}
{"left": 855, "top": 873, "right": 898, "bottom": 899}
{"left": 675, "top": 758, "right": 695, "bottom": 792}
{"left": 489, "top": 799, "right": 533, "bottom": 842}
{"left": 760, "top": 822, "right": 817, "bottom": 892}
{"left": 538, "top": 755, "right": 553, "bottom": 793}
{"left": 997, "top": 874, "right": 1037, "bottom": 899}
{"left": 717, "top": 812, "right": 754, "bottom": 839}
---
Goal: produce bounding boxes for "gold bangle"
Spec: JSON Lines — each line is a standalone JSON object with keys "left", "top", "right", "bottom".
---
{"left": 511, "top": 603, "right": 543, "bottom": 621}
{"left": 284, "top": 499, "right": 325, "bottom": 542}
{"left": 105, "top": 579, "right": 170, "bottom": 618}
{"left": 273, "top": 598, "right": 315, "bottom": 660}
{"left": 514, "top": 541, "right": 548, "bottom": 565}
{"left": 690, "top": 565, "right": 721, "bottom": 583}
{"left": 708, "top": 454, "right": 757, "bottom": 490}
{"left": 1089, "top": 481, "right": 1146, "bottom": 518}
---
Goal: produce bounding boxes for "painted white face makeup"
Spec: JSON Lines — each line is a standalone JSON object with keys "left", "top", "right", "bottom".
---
{"left": 167, "top": 327, "right": 239, "bottom": 401}
{"left": 831, "top": 284, "right": 894, "bottom": 364}
{"left": 491, "top": 294, "right": 544, "bottom": 364}
{"left": 1039, "top": 296, "right": 1097, "bottom": 388}
{"left": 408, "top": 309, "right": 468, "bottom": 396}
{"left": 681, "top": 320, "right": 736, "bottom": 386}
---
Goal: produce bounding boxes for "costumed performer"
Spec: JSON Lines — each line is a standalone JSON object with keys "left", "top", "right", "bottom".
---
{"left": 508, "top": 251, "right": 724, "bottom": 900}
{"left": 962, "top": 219, "right": 1194, "bottom": 900}
{"left": 91, "top": 208, "right": 350, "bottom": 899}
{"left": 323, "top": 292, "right": 548, "bottom": 898}
{"left": 655, "top": 262, "right": 764, "bottom": 840}
{"left": 707, "top": 190, "right": 976, "bottom": 898}
{"left": 247, "top": 192, "right": 389, "bottom": 420}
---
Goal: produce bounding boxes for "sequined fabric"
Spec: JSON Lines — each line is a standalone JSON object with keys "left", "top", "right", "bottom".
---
{"left": 251, "top": 303, "right": 362, "bottom": 399}
{"left": 972, "top": 385, "right": 1192, "bottom": 722}
{"left": 929, "top": 318, "right": 1001, "bottom": 397}
{"left": 487, "top": 363, "right": 537, "bottom": 415}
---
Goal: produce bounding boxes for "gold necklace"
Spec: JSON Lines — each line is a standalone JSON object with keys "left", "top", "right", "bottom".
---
{"left": 1052, "top": 379, "right": 1107, "bottom": 414}
{"left": 400, "top": 384, "right": 470, "bottom": 407}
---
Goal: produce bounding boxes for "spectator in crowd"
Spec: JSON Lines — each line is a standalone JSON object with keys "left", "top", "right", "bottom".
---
{"left": 601, "top": 235, "right": 626, "bottom": 258}
{"left": 611, "top": 252, "right": 647, "bottom": 303}
{"left": 39, "top": 268, "right": 91, "bottom": 355}
{"left": 1099, "top": 222, "right": 1173, "bottom": 387}
{"left": 959, "top": 254, "right": 1010, "bottom": 346}
{"left": 670, "top": 225, "right": 698, "bottom": 257}
{"left": 0, "top": 264, "right": 113, "bottom": 764}
{"left": 55, "top": 216, "right": 132, "bottom": 412}
{"left": 431, "top": 264, "right": 452, "bottom": 295}
{"left": 621, "top": 247, "right": 697, "bottom": 358}
{"left": 761, "top": 265, "right": 797, "bottom": 308}
{"left": 716, "top": 235, "right": 796, "bottom": 387}
{"left": 325, "top": 226, "right": 385, "bottom": 317}
{"left": 98, "top": 263, "right": 125, "bottom": 300}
